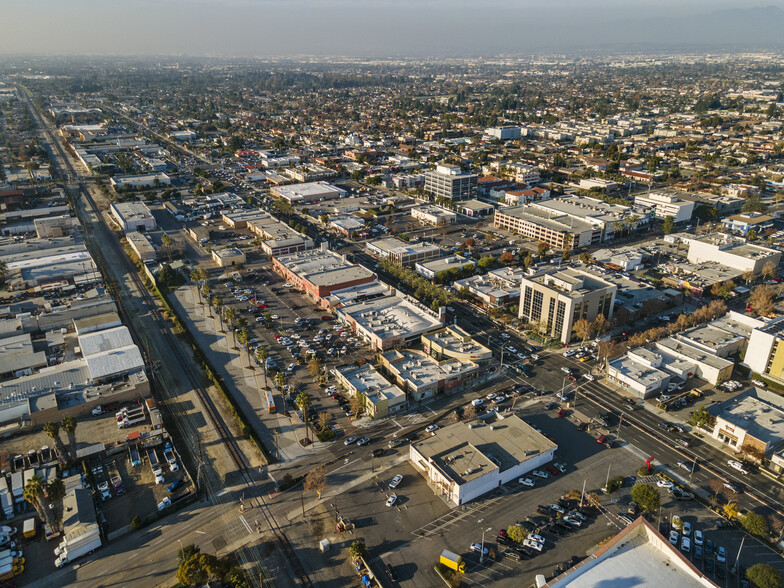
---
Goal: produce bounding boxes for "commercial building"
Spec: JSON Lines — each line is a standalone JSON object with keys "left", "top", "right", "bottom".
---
{"left": 533, "top": 196, "right": 652, "bottom": 242}
{"left": 424, "top": 165, "right": 478, "bottom": 201}
{"left": 711, "top": 388, "right": 784, "bottom": 456}
{"left": 222, "top": 210, "right": 312, "bottom": 256}
{"left": 415, "top": 255, "right": 474, "bottom": 280}
{"left": 34, "top": 215, "right": 74, "bottom": 239}
{"left": 494, "top": 206, "right": 594, "bottom": 250}
{"left": 634, "top": 190, "right": 695, "bottom": 223}
{"left": 606, "top": 349, "right": 672, "bottom": 399}
{"left": 338, "top": 294, "right": 443, "bottom": 351}
{"left": 379, "top": 349, "right": 479, "bottom": 402}
{"left": 745, "top": 317, "right": 784, "bottom": 382}
{"left": 456, "top": 199, "right": 495, "bottom": 217}
{"left": 272, "top": 246, "right": 377, "bottom": 305}
{"left": 0, "top": 333, "right": 48, "bottom": 380}
{"left": 721, "top": 212, "right": 775, "bottom": 236}
{"left": 334, "top": 363, "right": 406, "bottom": 419}
{"left": 408, "top": 413, "right": 557, "bottom": 506}
{"left": 411, "top": 205, "right": 457, "bottom": 227}
{"left": 328, "top": 215, "right": 365, "bottom": 237}
{"left": 421, "top": 325, "right": 493, "bottom": 363}
{"left": 211, "top": 247, "right": 246, "bottom": 267}
{"left": 654, "top": 337, "right": 734, "bottom": 386}
{"left": 1, "top": 238, "right": 99, "bottom": 290}
{"left": 485, "top": 126, "right": 521, "bottom": 141}
{"left": 545, "top": 517, "right": 716, "bottom": 588}
{"left": 110, "top": 202, "right": 157, "bottom": 232}
{"left": 366, "top": 237, "right": 441, "bottom": 267}
{"left": 270, "top": 181, "right": 346, "bottom": 203}
{"left": 110, "top": 173, "right": 170, "bottom": 190}
{"left": 504, "top": 163, "right": 541, "bottom": 185}
{"left": 125, "top": 231, "right": 156, "bottom": 262}
{"left": 518, "top": 268, "right": 617, "bottom": 345}
{"left": 454, "top": 267, "right": 529, "bottom": 308}
{"left": 686, "top": 234, "right": 780, "bottom": 274}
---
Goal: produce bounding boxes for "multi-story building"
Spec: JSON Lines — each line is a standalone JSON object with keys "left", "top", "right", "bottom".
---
{"left": 454, "top": 267, "right": 529, "bottom": 308}
{"left": 518, "top": 268, "right": 617, "bottom": 345}
{"left": 424, "top": 164, "right": 478, "bottom": 201}
{"left": 485, "top": 126, "right": 522, "bottom": 141}
{"left": 745, "top": 317, "right": 784, "bottom": 383}
{"left": 634, "top": 190, "right": 695, "bottom": 223}
{"left": 686, "top": 233, "right": 781, "bottom": 274}
{"left": 721, "top": 212, "right": 775, "bottom": 236}
{"left": 421, "top": 325, "right": 493, "bottom": 363}
{"left": 494, "top": 206, "right": 594, "bottom": 250}
{"left": 222, "top": 210, "right": 312, "bottom": 257}
{"left": 711, "top": 388, "right": 784, "bottom": 456}
{"left": 334, "top": 363, "right": 406, "bottom": 419}
{"left": 366, "top": 237, "right": 441, "bottom": 267}
{"left": 379, "top": 349, "right": 479, "bottom": 402}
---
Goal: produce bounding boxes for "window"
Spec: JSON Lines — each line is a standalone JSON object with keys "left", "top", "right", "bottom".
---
{"left": 522, "top": 286, "right": 533, "bottom": 318}
{"left": 531, "top": 290, "right": 544, "bottom": 322}
{"left": 546, "top": 298, "right": 556, "bottom": 332}
{"left": 554, "top": 301, "right": 566, "bottom": 340}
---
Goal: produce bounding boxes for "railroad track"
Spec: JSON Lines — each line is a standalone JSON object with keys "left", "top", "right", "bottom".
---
{"left": 21, "top": 89, "right": 313, "bottom": 587}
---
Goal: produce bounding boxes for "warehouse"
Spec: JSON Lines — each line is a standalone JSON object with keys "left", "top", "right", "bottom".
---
{"left": 111, "top": 202, "right": 157, "bottom": 232}
{"left": 271, "top": 181, "right": 346, "bottom": 203}
{"left": 409, "top": 413, "right": 557, "bottom": 506}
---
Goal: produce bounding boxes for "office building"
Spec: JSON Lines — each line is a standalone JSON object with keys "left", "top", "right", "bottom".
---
{"left": 454, "top": 267, "right": 529, "bottom": 309}
{"left": 634, "top": 190, "right": 695, "bottom": 223}
{"left": 485, "top": 126, "right": 521, "bottom": 141}
{"left": 518, "top": 268, "right": 617, "bottom": 345}
{"left": 271, "top": 181, "right": 346, "bottom": 203}
{"left": 222, "top": 210, "right": 313, "bottom": 257}
{"left": 711, "top": 388, "right": 784, "bottom": 456}
{"left": 421, "top": 325, "right": 493, "bottom": 363}
{"left": 745, "top": 317, "right": 784, "bottom": 382}
{"left": 366, "top": 237, "right": 441, "bottom": 267}
{"left": 211, "top": 247, "right": 246, "bottom": 267}
{"left": 415, "top": 255, "right": 474, "bottom": 280}
{"left": 334, "top": 363, "right": 406, "bottom": 419}
{"left": 721, "top": 212, "right": 775, "bottom": 236}
{"left": 424, "top": 165, "right": 478, "bottom": 201}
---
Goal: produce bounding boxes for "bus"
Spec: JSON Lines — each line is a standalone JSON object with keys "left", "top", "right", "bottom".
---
{"left": 264, "top": 389, "right": 276, "bottom": 414}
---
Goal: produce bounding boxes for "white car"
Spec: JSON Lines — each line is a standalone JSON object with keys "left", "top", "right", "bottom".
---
{"left": 549, "top": 504, "right": 565, "bottom": 514}
{"left": 751, "top": 380, "right": 767, "bottom": 388}
{"left": 157, "top": 496, "right": 172, "bottom": 511}
{"left": 680, "top": 536, "right": 691, "bottom": 553}
{"left": 469, "top": 542, "right": 489, "bottom": 555}
{"left": 656, "top": 479, "right": 674, "bottom": 489}
{"left": 389, "top": 475, "right": 403, "bottom": 489}
{"left": 519, "top": 477, "right": 535, "bottom": 488}
{"left": 561, "top": 366, "right": 572, "bottom": 374}
{"left": 563, "top": 515, "right": 582, "bottom": 527}
{"left": 531, "top": 354, "right": 540, "bottom": 360}
{"left": 728, "top": 459, "right": 749, "bottom": 474}
{"left": 554, "top": 462, "right": 567, "bottom": 473}
{"left": 425, "top": 424, "right": 439, "bottom": 433}
{"left": 532, "top": 469, "right": 549, "bottom": 479}
{"left": 682, "top": 521, "right": 691, "bottom": 536}
{"left": 386, "top": 494, "right": 397, "bottom": 507}
{"left": 669, "top": 530, "right": 679, "bottom": 545}
{"left": 492, "top": 395, "right": 506, "bottom": 404}
{"left": 486, "top": 393, "right": 497, "bottom": 400}
{"left": 583, "top": 374, "right": 595, "bottom": 381}
{"left": 523, "top": 538, "right": 544, "bottom": 551}
{"left": 694, "top": 530, "right": 703, "bottom": 546}
{"left": 471, "top": 398, "right": 484, "bottom": 407}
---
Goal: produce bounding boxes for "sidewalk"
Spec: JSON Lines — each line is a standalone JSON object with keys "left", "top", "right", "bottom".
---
{"left": 170, "top": 284, "right": 316, "bottom": 462}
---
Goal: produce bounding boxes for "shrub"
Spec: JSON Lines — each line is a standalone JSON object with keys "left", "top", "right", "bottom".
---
{"left": 130, "top": 515, "right": 142, "bottom": 530}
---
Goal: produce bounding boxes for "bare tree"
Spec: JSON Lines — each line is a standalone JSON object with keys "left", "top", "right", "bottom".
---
{"left": 303, "top": 467, "right": 327, "bottom": 499}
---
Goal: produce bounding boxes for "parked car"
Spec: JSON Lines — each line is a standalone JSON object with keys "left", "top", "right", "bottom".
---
{"left": 469, "top": 543, "right": 489, "bottom": 555}
{"left": 532, "top": 470, "right": 549, "bottom": 479}
{"left": 389, "top": 475, "right": 403, "bottom": 489}
{"left": 519, "top": 477, "right": 535, "bottom": 488}
{"left": 386, "top": 494, "right": 397, "bottom": 507}
{"left": 425, "top": 424, "right": 439, "bottom": 433}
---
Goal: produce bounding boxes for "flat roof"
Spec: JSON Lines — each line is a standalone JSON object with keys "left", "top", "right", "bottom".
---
{"left": 546, "top": 517, "right": 715, "bottom": 588}
{"left": 336, "top": 363, "right": 405, "bottom": 404}
{"left": 677, "top": 324, "right": 745, "bottom": 351}
{"left": 422, "top": 326, "right": 493, "bottom": 359}
{"left": 382, "top": 349, "right": 477, "bottom": 389}
{"left": 368, "top": 237, "right": 441, "bottom": 257}
{"left": 412, "top": 414, "right": 556, "bottom": 484}
{"left": 459, "top": 199, "right": 494, "bottom": 211}
{"left": 273, "top": 181, "right": 343, "bottom": 200}
{"left": 344, "top": 295, "right": 442, "bottom": 340}
{"left": 496, "top": 206, "right": 595, "bottom": 234}
{"left": 716, "top": 388, "right": 784, "bottom": 447}
{"left": 276, "top": 249, "right": 375, "bottom": 288}
{"left": 532, "top": 195, "right": 641, "bottom": 224}
{"left": 78, "top": 326, "right": 135, "bottom": 357}
{"left": 609, "top": 355, "right": 670, "bottom": 388}
{"left": 656, "top": 338, "right": 733, "bottom": 371}
{"left": 416, "top": 256, "right": 473, "bottom": 274}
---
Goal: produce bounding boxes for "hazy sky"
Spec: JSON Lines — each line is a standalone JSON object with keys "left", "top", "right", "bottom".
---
{"left": 2, "top": 1, "right": 782, "bottom": 57}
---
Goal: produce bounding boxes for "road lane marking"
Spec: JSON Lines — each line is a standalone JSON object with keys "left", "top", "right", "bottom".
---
{"left": 128, "top": 553, "right": 139, "bottom": 560}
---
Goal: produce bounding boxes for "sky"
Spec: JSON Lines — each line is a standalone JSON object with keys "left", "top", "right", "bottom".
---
{"left": 2, "top": 1, "right": 783, "bottom": 58}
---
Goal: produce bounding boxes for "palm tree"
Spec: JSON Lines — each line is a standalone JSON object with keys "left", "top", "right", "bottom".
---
{"left": 61, "top": 416, "right": 77, "bottom": 461}
{"left": 224, "top": 307, "right": 237, "bottom": 347}
{"left": 161, "top": 234, "right": 174, "bottom": 262}
{"left": 46, "top": 478, "right": 66, "bottom": 533}
{"left": 190, "top": 269, "right": 203, "bottom": 304}
{"left": 201, "top": 284, "right": 212, "bottom": 314}
{"left": 24, "top": 475, "right": 52, "bottom": 530}
{"left": 256, "top": 346, "right": 269, "bottom": 389}
{"left": 296, "top": 392, "right": 311, "bottom": 441}
{"left": 211, "top": 295, "right": 224, "bottom": 331}
{"left": 237, "top": 328, "right": 251, "bottom": 369}
{"left": 42, "top": 422, "right": 67, "bottom": 465}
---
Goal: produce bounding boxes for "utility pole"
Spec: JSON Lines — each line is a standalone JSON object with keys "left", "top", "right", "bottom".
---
{"left": 731, "top": 536, "right": 745, "bottom": 576}
{"left": 579, "top": 479, "right": 586, "bottom": 508}
{"left": 604, "top": 463, "right": 612, "bottom": 492}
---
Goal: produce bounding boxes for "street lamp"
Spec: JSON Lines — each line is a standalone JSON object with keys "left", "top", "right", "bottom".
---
{"left": 480, "top": 526, "right": 492, "bottom": 564}
{"left": 177, "top": 537, "right": 184, "bottom": 560}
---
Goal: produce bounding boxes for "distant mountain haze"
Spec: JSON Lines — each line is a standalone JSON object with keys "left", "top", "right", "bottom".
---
{"left": 0, "top": 1, "right": 783, "bottom": 56}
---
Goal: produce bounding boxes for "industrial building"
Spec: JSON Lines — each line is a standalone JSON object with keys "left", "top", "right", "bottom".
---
{"left": 686, "top": 233, "right": 781, "bottom": 273}
{"left": 211, "top": 247, "right": 246, "bottom": 267}
{"left": 408, "top": 414, "right": 557, "bottom": 506}
{"left": 518, "top": 268, "right": 617, "bottom": 344}
{"left": 270, "top": 181, "right": 346, "bottom": 203}
{"left": 110, "top": 202, "right": 157, "bottom": 232}
{"left": 110, "top": 173, "right": 170, "bottom": 190}
{"left": 125, "top": 231, "right": 157, "bottom": 262}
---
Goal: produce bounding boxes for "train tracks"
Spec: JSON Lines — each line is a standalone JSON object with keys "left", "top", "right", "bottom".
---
{"left": 21, "top": 90, "right": 313, "bottom": 587}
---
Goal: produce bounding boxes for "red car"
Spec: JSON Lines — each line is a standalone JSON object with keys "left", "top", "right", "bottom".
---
{"left": 557, "top": 409, "right": 566, "bottom": 418}
{"left": 546, "top": 465, "right": 560, "bottom": 476}
{"left": 568, "top": 375, "right": 577, "bottom": 382}
{"left": 322, "top": 315, "right": 334, "bottom": 321}
{"left": 597, "top": 434, "right": 607, "bottom": 444}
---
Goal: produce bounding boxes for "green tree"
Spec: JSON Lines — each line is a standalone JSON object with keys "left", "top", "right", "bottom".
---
{"left": 523, "top": 252, "right": 534, "bottom": 269}
{"left": 61, "top": 416, "right": 77, "bottom": 461}
{"left": 201, "top": 284, "right": 212, "bottom": 312}
{"left": 746, "top": 229, "right": 758, "bottom": 242}
{"left": 507, "top": 524, "right": 527, "bottom": 544}
{"left": 43, "top": 421, "right": 67, "bottom": 465}
{"left": 630, "top": 483, "right": 660, "bottom": 513}
{"left": 224, "top": 307, "right": 236, "bottom": 346}
{"left": 349, "top": 541, "right": 367, "bottom": 560}
{"left": 24, "top": 474, "right": 53, "bottom": 531}
{"left": 308, "top": 357, "right": 323, "bottom": 378}
{"left": 747, "top": 563, "right": 782, "bottom": 588}
{"left": 47, "top": 478, "right": 66, "bottom": 532}
{"left": 161, "top": 234, "right": 174, "bottom": 262}
{"left": 662, "top": 215, "right": 675, "bottom": 235}
{"left": 690, "top": 407, "right": 717, "bottom": 431}
{"left": 236, "top": 328, "right": 251, "bottom": 369}
{"left": 256, "top": 346, "right": 269, "bottom": 388}
{"left": 211, "top": 295, "right": 224, "bottom": 331}
{"left": 537, "top": 241, "right": 550, "bottom": 258}
{"left": 741, "top": 511, "right": 770, "bottom": 537}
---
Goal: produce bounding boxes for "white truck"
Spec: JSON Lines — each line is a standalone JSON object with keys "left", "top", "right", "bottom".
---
{"left": 0, "top": 477, "right": 13, "bottom": 519}
{"left": 117, "top": 406, "right": 146, "bottom": 429}
{"left": 147, "top": 448, "right": 164, "bottom": 484}
{"left": 10, "top": 472, "right": 23, "bottom": 508}
{"left": 54, "top": 527, "right": 101, "bottom": 568}
{"left": 162, "top": 443, "right": 179, "bottom": 473}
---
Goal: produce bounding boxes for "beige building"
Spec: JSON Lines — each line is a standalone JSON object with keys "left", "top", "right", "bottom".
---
{"left": 212, "top": 247, "right": 246, "bottom": 267}
{"left": 126, "top": 231, "right": 157, "bottom": 262}
{"left": 334, "top": 363, "right": 407, "bottom": 419}
{"left": 379, "top": 348, "right": 479, "bottom": 402}
{"left": 411, "top": 204, "right": 457, "bottom": 227}
{"left": 519, "top": 268, "right": 616, "bottom": 344}
{"left": 421, "top": 325, "right": 493, "bottom": 363}
{"left": 366, "top": 237, "right": 441, "bottom": 267}
{"left": 686, "top": 233, "right": 781, "bottom": 274}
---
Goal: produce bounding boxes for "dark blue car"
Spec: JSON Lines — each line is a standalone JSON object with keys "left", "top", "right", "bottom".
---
{"left": 167, "top": 479, "right": 185, "bottom": 493}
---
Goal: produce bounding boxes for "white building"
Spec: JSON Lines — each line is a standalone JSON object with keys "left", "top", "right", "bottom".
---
{"left": 415, "top": 256, "right": 474, "bottom": 280}
{"left": 634, "top": 190, "right": 695, "bottom": 223}
{"left": 424, "top": 165, "right": 478, "bottom": 201}
{"left": 110, "top": 173, "right": 171, "bottom": 190}
{"left": 411, "top": 205, "right": 457, "bottom": 226}
{"left": 686, "top": 234, "right": 781, "bottom": 274}
{"left": 485, "top": 126, "right": 521, "bottom": 141}
{"left": 409, "top": 414, "right": 556, "bottom": 506}
{"left": 271, "top": 181, "right": 346, "bottom": 203}
{"left": 110, "top": 202, "right": 157, "bottom": 232}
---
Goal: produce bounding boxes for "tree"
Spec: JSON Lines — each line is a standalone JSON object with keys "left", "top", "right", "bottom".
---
{"left": 462, "top": 402, "right": 477, "bottom": 421}
{"left": 537, "top": 241, "right": 550, "bottom": 258}
{"left": 761, "top": 260, "right": 777, "bottom": 280}
{"left": 296, "top": 392, "right": 311, "bottom": 440}
{"left": 689, "top": 407, "right": 716, "bottom": 431}
{"left": 191, "top": 269, "right": 204, "bottom": 302}
{"left": 61, "top": 416, "right": 77, "bottom": 461}
{"left": 350, "top": 393, "right": 365, "bottom": 417}
{"left": 43, "top": 421, "right": 67, "bottom": 465}
{"left": 0, "top": 260, "right": 8, "bottom": 287}
{"left": 747, "top": 229, "right": 759, "bottom": 242}
{"left": 579, "top": 252, "right": 591, "bottom": 264}
{"left": 47, "top": 478, "right": 66, "bottom": 532}
{"left": 161, "top": 234, "right": 174, "bottom": 262}
{"left": 741, "top": 511, "right": 770, "bottom": 537}
{"left": 24, "top": 475, "right": 53, "bottom": 531}
{"left": 224, "top": 307, "right": 236, "bottom": 345}
{"left": 317, "top": 411, "right": 332, "bottom": 432}
{"left": 747, "top": 563, "right": 782, "bottom": 588}
{"left": 523, "top": 252, "right": 534, "bottom": 270}
{"left": 499, "top": 251, "right": 515, "bottom": 265}
{"left": 710, "top": 280, "right": 736, "bottom": 299}
{"left": 201, "top": 284, "right": 212, "bottom": 312}
{"left": 211, "top": 295, "right": 224, "bottom": 330}
{"left": 662, "top": 215, "right": 675, "bottom": 235}
{"left": 507, "top": 524, "right": 527, "bottom": 544}
{"left": 236, "top": 328, "right": 251, "bottom": 369}
{"left": 573, "top": 318, "right": 594, "bottom": 346}
{"left": 742, "top": 269, "right": 756, "bottom": 285}
{"left": 349, "top": 541, "right": 366, "bottom": 560}
{"left": 630, "top": 483, "right": 660, "bottom": 513}
{"left": 303, "top": 467, "right": 327, "bottom": 499}
{"left": 723, "top": 502, "right": 740, "bottom": 520}
{"left": 749, "top": 284, "right": 777, "bottom": 317}
{"left": 256, "top": 346, "right": 269, "bottom": 388}
{"left": 308, "top": 357, "right": 323, "bottom": 378}
{"left": 592, "top": 314, "right": 610, "bottom": 336}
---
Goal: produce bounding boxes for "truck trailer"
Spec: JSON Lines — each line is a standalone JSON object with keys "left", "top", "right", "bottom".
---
{"left": 440, "top": 549, "right": 466, "bottom": 573}
{"left": 147, "top": 448, "right": 164, "bottom": 484}
{"left": 54, "top": 527, "right": 102, "bottom": 568}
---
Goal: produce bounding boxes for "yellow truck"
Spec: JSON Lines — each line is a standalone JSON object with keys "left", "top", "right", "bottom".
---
{"left": 440, "top": 549, "right": 466, "bottom": 573}
{"left": 23, "top": 518, "right": 35, "bottom": 539}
